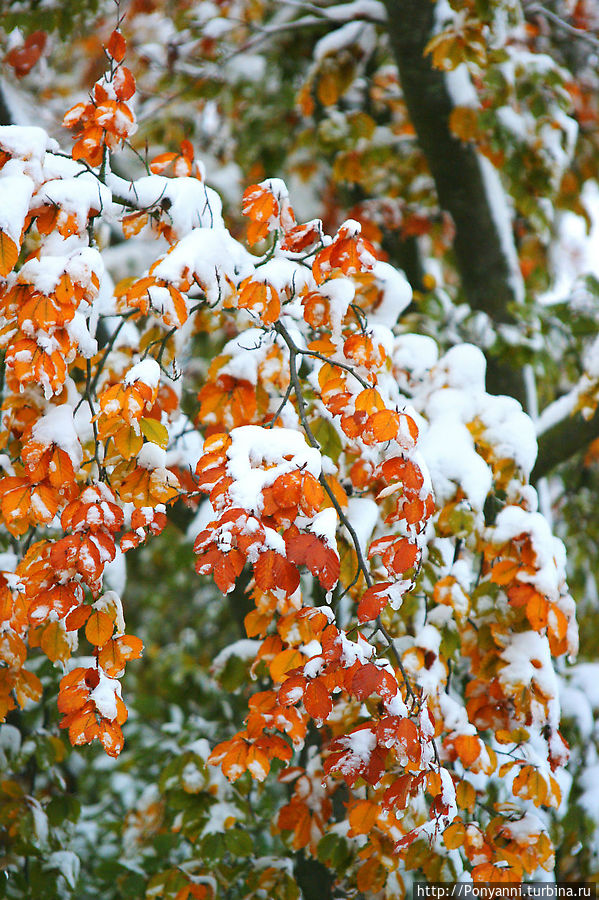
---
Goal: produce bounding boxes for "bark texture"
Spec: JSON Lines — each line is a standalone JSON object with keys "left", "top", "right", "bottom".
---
{"left": 381, "top": 0, "right": 525, "bottom": 401}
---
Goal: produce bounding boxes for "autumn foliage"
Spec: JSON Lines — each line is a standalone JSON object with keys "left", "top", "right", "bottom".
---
{"left": 0, "top": 19, "right": 585, "bottom": 898}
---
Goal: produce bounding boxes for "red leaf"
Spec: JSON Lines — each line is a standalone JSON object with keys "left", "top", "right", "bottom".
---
{"left": 357, "top": 582, "right": 392, "bottom": 623}
{"left": 396, "top": 718, "right": 421, "bottom": 763}
{"left": 383, "top": 538, "right": 419, "bottom": 575}
{"left": 285, "top": 530, "right": 339, "bottom": 590}
{"left": 107, "top": 30, "right": 126, "bottom": 62}
{"left": 254, "top": 550, "right": 300, "bottom": 595}
{"left": 394, "top": 828, "right": 419, "bottom": 852}
{"left": 382, "top": 774, "right": 413, "bottom": 810}
{"left": 303, "top": 679, "right": 332, "bottom": 721}
{"left": 278, "top": 673, "right": 306, "bottom": 706}
{"left": 5, "top": 31, "right": 47, "bottom": 77}
{"left": 351, "top": 663, "right": 382, "bottom": 700}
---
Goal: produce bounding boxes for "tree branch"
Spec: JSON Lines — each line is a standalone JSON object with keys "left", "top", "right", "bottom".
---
{"left": 381, "top": 0, "right": 526, "bottom": 402}
{"left": 0, "top": 82, "right": 13, "bottom": 127}
{"left": 532, "top": 407, "right": 599, "bottom": 481}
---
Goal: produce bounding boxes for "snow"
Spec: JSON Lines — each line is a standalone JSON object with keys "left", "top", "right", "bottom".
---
{"left": 368, "top": 261, "right": 412, "bottom": 328}
{"left": 478, "top": 394, "right": 537, "bottom": 476}
{"left": 438, "top": 344, "right": 487, "bottom": 392}
{"left": 419, "top": 417, "right": 491, "bottom": 511}
{"left": 499, "top": 631, "right": 559, "bottom": 725}
{"left": 30, "top": 797, "right": 49, "bottom": 846}
{"left": 90, "top": 669, "right": 122, "bottom": 721}
{"left": 0, "top": 173, "right": 34, "bottom": 244}
{"left": 343, "top": 727, "right": 376, "bottom": 768}
{"left": 310, "top": 508, "right": 338, "bottom": 549}
{"left": 345, "top": 497, "right": 378, "bottom": 553}
{"left": 137, "top": 442, "right": 167, "bottom": 470}
{"left": 477, "top": 155, "right": 525, "bottom": 304}
{"left": 67, "top": 312, "right": 98, "bottom": 359}
{"left": 338, "top": 632, "right": 375, "bottom": 667}
{"left": 124, "top": 358, "right": 161, "bottom": 388}
{"left": 314, "top": 21, "right": 373, "bottom": 62}
{"left": 149, "top": 227, "right": 254, "bottom": 305}
{"left": 0, "top": 724, "right": 21, "bottom": 757}
{"left": 440, "top": 766, "right": 457, "bottom": 816}
{"left": 35, "top": 173, "right": 111, "bottom": 230}
{"left": 492, "top": 506, "right": 569, "bottom": 602}
{"left": 226, "top": 425, "right": 321, "bottom": 513}
{"left": 541, "top": 180, "right": 599, "bottom": 305}
{"left": 252, "top": 258, "right": 314, "bottom": 297}
{"left": 212, "top": 639, "right": 260, "bottom": 672}
{"left": 319, "top": 277, "right": 355, "bottom": 340}
{"left": 203, "top": 800, "right": 240, "bottom": 834}
{"left": 180, "top": 760, "right": 205, "bottom": 793}
{"left": 31, "top": 404, "right": 83, "bottom": 468}
{"left": 0, "top": 125, "right": 58, "bottom": 160}
{"left": 107, "top": 171, "right": 225, "bottom": 235}
{"left": 93, "top": 591, "right": 125, "bottom": 637}
{"left": 319, "top": 1, "right": 385, "bottom": 24}
{"left": 393, "top": 334, "right": 439, "bottom": 388}
{"left": 46, "top": 850, "right": 80, "bottom": 889}
{"left": 578, "top": 764, "right": 599, "bottom": 822}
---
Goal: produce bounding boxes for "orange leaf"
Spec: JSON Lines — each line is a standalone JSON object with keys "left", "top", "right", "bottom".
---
{"left": 269, "top": 648, "right": 304, "bottom": 683}
{"left": 443, "top": 819, "right": 466, "bottom": 850}
{"left": 254, "top": 550, "right": 300, "bottom": 596}
{"left": 99, "top": 720, "right": 124, "bottom": 757}
{"left": 354, "top": 388, "right": 384, "bottom": 414}
{"left": 349, "top": 800, "right": 379, "bottom": 836}
{"left": 368, "top": 409, "right": 399, "bottom": 442}
{"left": 122, "top": 211, "right": 149, "bottom": 238}
{"left": 0, "top": 231, "right": 19, "bottom": 277}
{"left": 382, "top": 773, "right": 413, "bottom": 809}
{"left": 40, "top": 621, "right": 70, "bottom": 663}
{"left": 107, "top": 30, "right": 126, "bottom": 62}
{"left": 284, "top": 530, "right": 339, "bottom": 591}
{"left": 490, "top": 559, "right": 520, "bottom": 585}
{"left": 453, "top": 734, "right": 481, "bottom": 767}
{"left": 85, "top": 610, "right": 114, "bottom": 646}
{"left": 5, "top": 31, "right": 47, "bottom": 77}
{"left": 526, "top": 592, "right": 548, "bottom": 630}
{"left": 65, "top": 604, "right": 92, "bottom": 631}
{"left": 396, "top": 718, "right": 421, "bottom": 762}
{"left": 351, "top": 662, "right": 383, "bottom": 700}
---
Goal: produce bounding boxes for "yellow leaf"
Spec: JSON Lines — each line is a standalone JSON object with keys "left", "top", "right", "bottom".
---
{"left": 456, "top": 780, "right": 476, "bottom": 812}
{"left": 114, "top": 425, "right": 144, "bottom": 460}
{"left": 40, "top": 621, "right": 71, "bottom": 663}
{"left": 443, "top": 819, "right": 466, "bottom": 850}
{"left": 140, "top": 417, "right": 169, "bottom": 449}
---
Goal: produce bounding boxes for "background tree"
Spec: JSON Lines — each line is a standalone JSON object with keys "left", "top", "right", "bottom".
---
{"left": 0, "top": 1, "right": 598, "bottom": 897}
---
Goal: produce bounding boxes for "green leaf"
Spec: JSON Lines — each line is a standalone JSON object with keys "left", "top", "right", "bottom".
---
{"left": 201, "top": 832, "right": 225, "bottom": 861}
{"left": 310, "top": 417, "right": 342, "bottom": 463}
{"left": 225, "top": 828, "right": 253, "bottom": 856}
{"left": 317, "top": 832, "right": 339, "bottom": 863}
{"left": 219, "top": 653, "right": 248, "bottom": 692}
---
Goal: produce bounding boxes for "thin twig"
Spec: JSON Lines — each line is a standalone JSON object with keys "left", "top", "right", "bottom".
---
{"left": 296, "top": 347, "right": 372, "bottom": 390}
{"left": 376, "top": 617, "right": 419, "bottom": 709}
{"left": 275, "top": 320, "right": 373, "bottom": 587}
{"left": 267, "top": 380, "right": 293, "bottom": 428}
{"left": 524, "top": 2, "right": 599, "bottom": 48}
